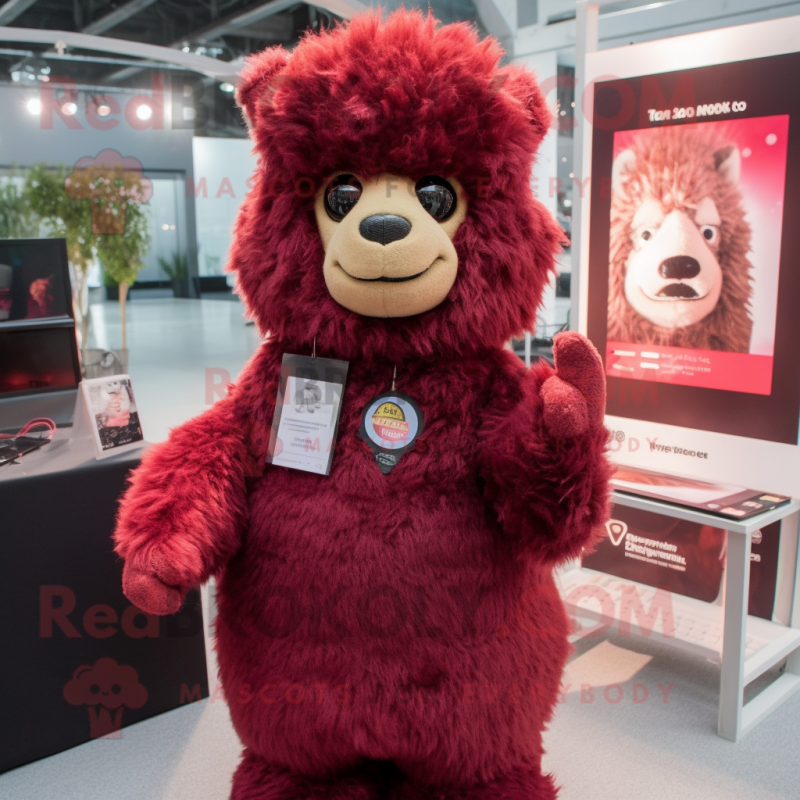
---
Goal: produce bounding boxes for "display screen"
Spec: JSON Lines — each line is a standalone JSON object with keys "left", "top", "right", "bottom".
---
{"left": 0, "top": 239, "right": 79, "bottom": 398}
{"left": 0, "top": 240, "right": 72, "bottom": 322}
{"left": 587, "top": 52, "right": 800, "bottom": 444}
{"left": 607, "top": 116, "right": 788, "bottom": 395}
{"left": 0, "top": 327, "right": 80, "bottom": 396}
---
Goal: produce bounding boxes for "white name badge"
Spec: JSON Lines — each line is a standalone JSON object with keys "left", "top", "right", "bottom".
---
{"left": 266, "top": 354, "right": 349, "bottom": 476}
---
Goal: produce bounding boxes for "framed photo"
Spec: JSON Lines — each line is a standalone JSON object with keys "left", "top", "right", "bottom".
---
{"left": 78, "top": 375, "right": 145, "bottom": 459}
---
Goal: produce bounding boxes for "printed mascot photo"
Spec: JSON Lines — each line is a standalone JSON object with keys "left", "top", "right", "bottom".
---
{"left": 295, "top": 379, "right": 323, "bottom": 413}
{"left": 608, "top": 126, "right": 754, "bottom": 352}
{"left": 114, "top": 10, "right": 611, "bottom": 799}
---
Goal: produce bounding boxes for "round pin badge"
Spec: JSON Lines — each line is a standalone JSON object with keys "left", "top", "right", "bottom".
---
{"left": 359, "top": 391, "right": 424, "bottom": 474}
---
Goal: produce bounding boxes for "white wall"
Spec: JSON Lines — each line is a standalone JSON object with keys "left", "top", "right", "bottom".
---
{"left": 513, "top": 50, "right": 567, "bottom": 332}
{"left": 191, "top": 138, "right": 258, "bottom": 277}
{"left": 513, "top": 50, "right": 559, "bottom": 221}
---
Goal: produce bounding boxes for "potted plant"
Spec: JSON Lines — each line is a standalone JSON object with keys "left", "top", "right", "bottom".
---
{"left": 23, "top": 164, "right": 98, "bottom": 346}
{"left": 64, "top": 149, "right": 152, "bottom": 236}
{"left": 96, "top": 201, "right": 151, "bottom": 353}
{"left": 158, "top": 252, "right": 189, "bottom": 297}
{"left": 21, "top": 157, "right": 152, "bottom": 364}
{"left": 0, "top": 171, "right": 38, "bottom": 239}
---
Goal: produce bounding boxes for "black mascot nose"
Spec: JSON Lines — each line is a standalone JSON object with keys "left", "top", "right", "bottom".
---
{"left": 359, "top": 214, "right": 412, "bottom": 245}
{"left": 659, "top": 255, "right": 701, "bottom": 280}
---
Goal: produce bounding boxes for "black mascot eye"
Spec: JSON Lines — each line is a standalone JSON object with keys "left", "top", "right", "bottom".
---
{"left": 641, "top": 230, "right": 652, "bottom": 241}
{"left": 415, "top": 176, "right": 457, "bottom": 221}
{"left": 700, "top": 224, "right": 719, "bottom": 244}
{"left": 324, "top": 175, "right": 362, "bottom": 221}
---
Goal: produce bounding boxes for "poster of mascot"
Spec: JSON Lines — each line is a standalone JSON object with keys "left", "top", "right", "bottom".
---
{"left": 606, "top": 115, "right": 789, "bottom": 395}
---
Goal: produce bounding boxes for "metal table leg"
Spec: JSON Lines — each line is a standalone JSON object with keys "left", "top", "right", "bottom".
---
{"left": 718, "top": 530, "right": 751, "bottom": 741}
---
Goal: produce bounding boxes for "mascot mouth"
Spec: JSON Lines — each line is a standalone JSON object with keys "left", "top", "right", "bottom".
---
{"left": 645, "top": 283, "right": 703, "bottom": 301}
{"left": 339, "top": 256, "right": 441, "bottom": 284}
{"left": 353, "top": 269, "right": 428, "bottom": 283}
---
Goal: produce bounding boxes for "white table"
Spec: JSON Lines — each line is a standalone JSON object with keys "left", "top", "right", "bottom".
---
{"left": 560, "top": 491, "right": 800, "bottom": 742}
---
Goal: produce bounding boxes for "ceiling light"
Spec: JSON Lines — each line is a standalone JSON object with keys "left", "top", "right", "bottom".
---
{"left": 26, "top": 98, "right": 41, "bottom": 115}
{"left": 12, "top": 57, "right": 51, "bottom": 83}
{"left": 62, "top": 102, "right": 77, "bottom": 116}
{"left": 220, "top": 82, "right": 235, "bottom": 93}
{"left": 97, "top": 104, "right": 111, "bottom": 117}
{"left": 136, "top": 103, "right": 153, "bottom": 121}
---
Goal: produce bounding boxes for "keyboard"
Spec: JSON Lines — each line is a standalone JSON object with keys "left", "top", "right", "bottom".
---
{"left": 559, "top": 569, "right": 769, "bottom": 661}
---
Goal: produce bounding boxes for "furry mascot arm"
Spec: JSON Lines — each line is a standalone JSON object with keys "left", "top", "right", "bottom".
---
{"left": 114, "top": 386, "right": 251, "bottom": 616}
{"left": 480, "top": 332, "right": 611, "bottom": 563}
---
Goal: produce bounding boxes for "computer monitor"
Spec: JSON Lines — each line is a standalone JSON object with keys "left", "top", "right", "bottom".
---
{"left": 0, "top": 238, "right": 81, "bottom": 431}
{"left": 578, "top": 16, "right": 800, "bottom": 497}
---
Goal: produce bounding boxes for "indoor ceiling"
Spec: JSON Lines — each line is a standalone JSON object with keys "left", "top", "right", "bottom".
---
{"left": 0, "top": 0, "right": 483, "bottom": 135}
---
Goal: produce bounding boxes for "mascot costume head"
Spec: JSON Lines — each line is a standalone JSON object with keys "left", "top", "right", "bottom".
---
{"left": 608, "top": 127, "right": 753, "bottom": 352}
{"left": 114, "top": 10, "right": 611, "bottom": 799}
{"left": 231, "top": 8, "right": 564, "bottom": 359}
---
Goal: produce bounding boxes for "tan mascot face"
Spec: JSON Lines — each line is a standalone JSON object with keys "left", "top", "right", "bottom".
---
{"left": 315, "top": 173, "right": 468, "bottom": 318}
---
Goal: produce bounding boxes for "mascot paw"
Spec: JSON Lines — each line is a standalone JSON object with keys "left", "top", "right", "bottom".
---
{"left": 122, "top": 560, "right": 185, "bottom": 615}
{"left": 541, "top": 331, "right": 605, "bottom": 438}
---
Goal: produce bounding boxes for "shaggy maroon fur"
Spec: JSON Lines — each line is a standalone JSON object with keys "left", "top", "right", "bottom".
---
{"left": 230, "top": 752, "right": 390, "bottom": 799}
{"left": 608, "top": 127, "right": 753, "bottom": 352}
{"left": 114, "top": 9, "right": 611, "bottom": 798}
{"left": 393, "top": 767, "right": 558, "bottom": 800}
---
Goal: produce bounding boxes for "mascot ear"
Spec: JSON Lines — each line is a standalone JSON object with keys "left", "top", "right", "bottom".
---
{"left": 714, "top": 145, "right": 741, "bottom": 183}
{"left": 236, "top": 46, "right": 290, "bottom": 125}
{"left": 495, "top": 65, "right": 552, "bottom": 148}
{"left": 612, "top": 149, "right": 636, "bottom": 192}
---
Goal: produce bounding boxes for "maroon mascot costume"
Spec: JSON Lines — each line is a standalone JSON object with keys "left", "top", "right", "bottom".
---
{"left": 114, "top": 10, "right": 611, "bottom": 799}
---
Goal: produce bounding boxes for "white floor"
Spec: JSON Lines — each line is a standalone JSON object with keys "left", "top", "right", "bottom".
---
{"left": 2, "top": 298, "right": 799, "bottom": 799}
{"left": 87, "top": 295, "right": 262, "bottom": 443}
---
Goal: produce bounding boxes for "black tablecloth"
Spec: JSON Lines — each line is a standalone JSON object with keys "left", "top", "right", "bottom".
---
{"left": 0, "top": 432, "right": 208, "bottom": 773}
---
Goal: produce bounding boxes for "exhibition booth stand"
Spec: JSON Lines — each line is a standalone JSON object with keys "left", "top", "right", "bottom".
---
{"left": 0, "top": 239, "right": 207, "bottom": 773}
{"left": 561, "top": 492, "right": 800, "bottom": 742}
{"left": 570, "top": 10, "right": 800, "bottom": 740}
